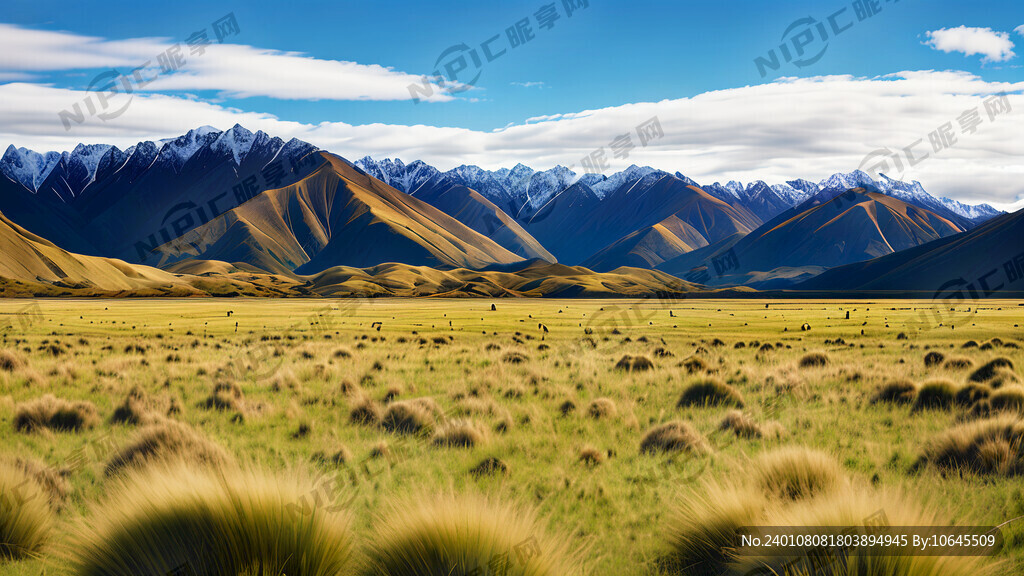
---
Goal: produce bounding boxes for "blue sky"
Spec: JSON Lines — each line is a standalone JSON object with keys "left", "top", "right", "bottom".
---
{"left": 1, "top": 0, "right": 1022, "bottom": 207}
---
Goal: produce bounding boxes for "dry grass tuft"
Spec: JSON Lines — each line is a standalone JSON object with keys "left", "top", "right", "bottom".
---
{"left": 14, "top": 394, "right": 99, "bottom": 433}
{"left": 104, "top": 420, "right": 230, "bottom": 476}
{"left": 432, "top": 419, "right": 485, "bottom": 448}
{"left": 969, "top": 358, "right": 1015, "bottom": 383}
{"left": 677, "top": 378, "right": 744, "bottom": 408}
{"left": 911, "top": 379, "right": 957, "bottom": 412}
{"left": 681, "top": 356, "right": 707, "bottom": 374}
{"left": 798, "top": 352, "right": 828, "bottom": 368}
{"left": 0, "top": 460, "right": 53, "bottom": 559}
{"left": 640, "top": 421, "right": 710, "bottom": 455}
{"left": 924, "top": 351, "right": 945, "bottom": 367}
{"left": 718, "top": 410, "right": 782, "bottom": 439}
{"left": 615, "top": 354, "right": 654, "bottom": 372}
{"left": 918, "top": 414, "right": 1024, "bottom": 476}
{"left": 68, "top": 463, "right": 354, "bottom": 576}
{"left": 201, "top": 381, "right": 245, "bottom": 413}
{"left": 110, "top": 385, "right": 157, "bottom": 425}
{"left": 752, "top": 447, "right": 845, "bottom": 501}
{"left": 361, "top": 494, "right": 578, "bottom": 576}
{"left": 871, "top": 379, "right": 917, "bottom": 405}
{"left": 8, "top": 457, "right": 71, "bottom": 511}
{"left": 578, "top": 445, "right": 605, "bottom": 466}
{"left": 382, "top": 398, "right": 441, "bottom": 435}
{"left": 587, "top": 398, "right": 617, "bottom": 419}
{"left": 944, "top": 357, "right": 974, "bottom": 370}
{"left": 0, "top": 349, "right": 26, "bottom": 372}
{"left": 350, "top": 397, "right": 383, "bottom": 426}
{"left": 470, "top": 457, "right": 510, "bottom": 478}
{"left": 502, "top": 351, "right": 529, "bottom": 364}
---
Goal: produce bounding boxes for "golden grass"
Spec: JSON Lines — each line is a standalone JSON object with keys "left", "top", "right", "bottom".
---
{"left": 919, "top": 414, "right": 1024, "bottom": 476}
{"left": 0, "top": 460, "right": 53, "bottom": 559}
{"left": 751, "top": 447, "right": 844, "bottom": 501}
{"left": 104, "top": 420, "right": 230, "bottom": 476}
{"left": 360, "top": 493, "right": 581, "bottom": 576}
{"left": 67, "top": 462, "right": 354, "bottom": 576}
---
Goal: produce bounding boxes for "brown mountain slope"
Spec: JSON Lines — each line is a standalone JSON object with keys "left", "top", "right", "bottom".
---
{"left": 410, "top": 181, "right": 556, "bottom": 261}
{"left": 153, "top": 153, "right": 524, "bottom": 274}
{"left": 582, "top": 215, "right": 710, "bottom": 272}
{"left": 0, "top": 209, "right": 196, "bottom": 293}
{"left": 306, "top": 260, "right": 703, "bottom": 298}
{"left": 659, "top": 188, "right": 965, "bottom": 287}
{"left": 526, "top": 174, "right": 760, "bottom": 265}
{"left": 798, "top": 207, "right": 1024, "bottom": 296}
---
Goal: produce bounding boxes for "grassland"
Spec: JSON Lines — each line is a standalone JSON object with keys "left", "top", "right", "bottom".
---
{"left": 1, "top": 298, "right": 1023, "bottom": 575}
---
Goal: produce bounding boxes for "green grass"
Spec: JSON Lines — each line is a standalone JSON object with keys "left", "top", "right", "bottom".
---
{"left": 0, "top": 298, "right": 1022, "bottom": 575}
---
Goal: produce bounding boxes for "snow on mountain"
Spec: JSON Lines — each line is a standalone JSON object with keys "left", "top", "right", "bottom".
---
{"left": 0, "top": 146, "right": 63, "bottom": 191}
{"left": 157, "top": 127, "right": 222, "bottom": 173}
{"left": 588, "top": 165, "right": 660, "bottom": 199}
{"left": 211, "top": 124, "right": 257, "bottom": 165}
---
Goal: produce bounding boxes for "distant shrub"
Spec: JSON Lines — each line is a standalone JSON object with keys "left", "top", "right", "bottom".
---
{"left": 871, "top": 379, "right": 917, "bottom": 405}
{"left": 924, "top": 351, "right": 945, "bottom": 367}
{"left": 798, "top": 353, "right": 828, "bottom": 368}
{"left": 615, "top": 354, "right": 654, "bottom": 372}
{"left": 14, "top": 394, "right": 99, "bottom": 432}
{"left": 587, "top": 398, "right": 617, "bottom": 419}
{"left": 640, "top": 421, "right": 709, "bottom": 455}
{"left": 677, "top": 378, "right": 744, "bottom": 408}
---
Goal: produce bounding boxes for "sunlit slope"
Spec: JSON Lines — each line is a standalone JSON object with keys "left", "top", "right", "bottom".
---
{"left": 154, "top": 153, "right": 524, "bottom": 274}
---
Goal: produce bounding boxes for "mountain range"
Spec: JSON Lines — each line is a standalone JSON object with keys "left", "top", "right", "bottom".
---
{"left": 0, "top": 125, "right": 1015, "bottom": 298}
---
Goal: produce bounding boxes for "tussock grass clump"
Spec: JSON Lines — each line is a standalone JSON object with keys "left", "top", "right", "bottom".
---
{"left": 752, "top": 447, "right": 844, "bottom": 501}
{"left": 105, "top": 420, "right": 230, "bottom": 476}
{"left": 578, "top": 445, "right": 605, "bottom": 466}
{"left": 68, "top": 463, "right": 354, "bottom": 576}
{"left": 718, "top": 410, "right": 782, "bottom": 439}
{"left": 587, "top": 398, "right": 617, "bottom": 419}
{"left": 990, "top": 368, "right": 1021, "bottom": 389}
{"left": 615, "top": 354, "right": 654, "bottom": 372}
{"left": 432, "top": 419, "right": 485, "bottom": 448}
{"left": 681, "top": 356, "right": 707, "bottom": 374}
{"left": 110, "top": 385, "right": 157, "bottom": 425}
{"left": 502, "top": 351, "right": 529, "bottom": 364}
{"left": 361, "top": 494, "right": 578, "bottom": 576}
{"left": 382, "top": 397, "right": 442, "bottom": 435}
{"left": 470, "top": 457, "right": 509, "bottom": 478}
{"left": 333, "top": 346, "right": 353, "bottom": 358}
{"left": 0, "top": 349, "right": 25, "bottom": 372}
{"left": 871, "top": 379, "right": 917, "bottom": 405}
{"left": 955, "top": 382, "right": 992, "bottom": 407}
{"left": 14, "top": 394, "right": 99, "bottom": 432}
{"left": 924, "top": 351, "right": 945, "bottom": 367}
{"left": 558, "top": 400, "right": 576, "bottom": 417}
{"left": 0, "top": 461, "right": 53, "bottom": 559}
{"left": 662, "top": 482, "right": 766, "bottom": 576}
{"left": 911, "top": 379, "right": 957, "bottom": 412}
{"left": 969, "top": 357, "right": 1015, "bottom": 383}
{"left": 640, "top": 421, "right": 710, "bottom": 455}
{"left": 9, "top": 457, "right": 71, "bottom": 511}
{"left": 989, "top": 388, "right": 1024, "bottom": 413}
{"left": 798, "top": 352, "right": 828, "bottom": 368}
{"left": 201, "top": 381, "right": 245, "bottom": 412}
{"left": 729, "top": 488, "right": 987, "bottom": 576}
{"left": 944, "top": 357, "right": 974, "bottom": 370}
{"left": 350, "top": 397, "right": 383, "bottom": 426}
{"left": 918, "top": 415, "right": 1024, "bottom": 476}
{"left": 677, "top": 378, "right": 744, "bottom": 408}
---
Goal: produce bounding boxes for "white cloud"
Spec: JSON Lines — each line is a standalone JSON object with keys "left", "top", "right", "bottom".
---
{"left": 1, "top": 71, "right": 1022, "bottom": 207}
{"left": 1016, "top": 25, "right": 1024, "bottom": 37}
{"left": 511, "top": 81, "right": 545, "bottom": 88}
{"left": 0, "top": 23, "right": 455, "bottom": 102}
{"left": 924, "top": 26, "right": 1016, "bottom": 62}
